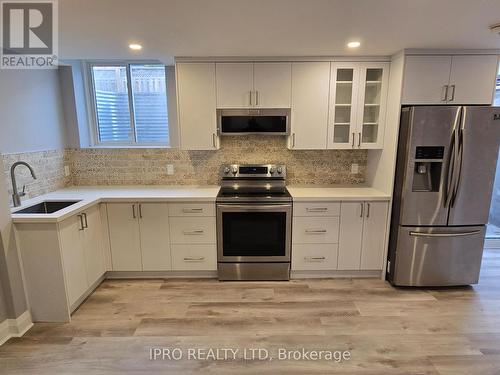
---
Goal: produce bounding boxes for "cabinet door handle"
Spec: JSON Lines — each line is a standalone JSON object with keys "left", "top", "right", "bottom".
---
{"left": 442, "top": 85, "right": 449, "bottom": 102}
{"left": 366, "top": 203, "right": 370, "bottom": 218}
{"left": 292, "top": 133, "right": 296, "bottom": 148}
{"left": 139, "top": 204, "right": 143, "bottom": 219}
{"left": 182, "top": 208, "right": 204, "bottom": 213}
{"left": 255, "top": 91, "right": 259, "bottom": 106}
{"left": 449, "top": 84, "right": 456, "bottom": 101}
{"left": 352, "top": 132, "right": 355, "bottom": 148}
{"left": 304, "top": 256, "right": 326, "bottom": 261}
{"left": 183, "top": 229, "right": 205, "bottom": 235}
{"left": 358, "top": 132, "right": 361, "bottom": 148}
{"left": 82, "top": 213, "right": 88, "bottom": 228}
{"left": 360, "top": 203, "right": 364, "bottom": 218}
{"left": 306, "top": 207, "right": 328, "bottom": 212}
{"left": 132, "top": 204, "right": 136, "bottom": 219}
{"left": 212, "top": 133, "right": 217, "bottom": 148}
{"left": 183, "top": 256, "right": 205, "bottom": 262}
{"left": 77, "top": 214, "right": 84, "bottom": 231}
{"left": 249, "top": 90, "right": 253, "bottom": 106}
{"left": 305, "top": 229, "right": 327, "bottom": 234}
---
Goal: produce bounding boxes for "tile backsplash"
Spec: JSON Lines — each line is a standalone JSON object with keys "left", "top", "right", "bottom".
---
{"left": 70, "top": 137, "right": 367, "bottom": 186}
{"left": 2, "top": 149, "right": 71, "bottom": 202}
{"left": 2, "top": 137, "right": 367, "bottom": 201}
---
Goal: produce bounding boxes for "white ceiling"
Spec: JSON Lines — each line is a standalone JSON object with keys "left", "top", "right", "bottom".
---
{"left": 59, "top": 0, "right": 500, "bottom": 64}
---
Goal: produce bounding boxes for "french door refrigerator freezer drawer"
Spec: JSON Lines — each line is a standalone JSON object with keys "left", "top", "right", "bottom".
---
{"left": 393, "top": 225, "right": 485, "bottom": 286}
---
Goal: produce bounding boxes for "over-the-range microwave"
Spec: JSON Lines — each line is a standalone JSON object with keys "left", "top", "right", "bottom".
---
{"left": 217, "top": 109, "right": 290, "bottom": 135}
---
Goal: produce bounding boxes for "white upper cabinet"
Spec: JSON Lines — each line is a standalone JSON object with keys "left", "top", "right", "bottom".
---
{"left": 176, "top": 63, "right": 219, "bottom": 150}
{"left": 289, "top": 62, "right": 331, "bottom": 149}
{"left": 448, "top": 55, "right": 498, "bottom": 105}
{"left": 327, "top": 62, "right": 389, "bottom": 150}
{"left": 253, "top": 62, "right": 292, "bottom": 108}
{"left": 402, "top": 55, "right": 498, "bottom": 105}
{"left": 216, "top": 62, "right": 292, "bottom": 108}
{"left": 216, "top": 63, "right": 254, "bottom": 108}
{"left": 402, "top": 56, "right": 452, "bottom": 105}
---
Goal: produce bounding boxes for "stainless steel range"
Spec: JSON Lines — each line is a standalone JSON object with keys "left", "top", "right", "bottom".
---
{"left": 216, "top": 164, "right": 292, "bottom": 281}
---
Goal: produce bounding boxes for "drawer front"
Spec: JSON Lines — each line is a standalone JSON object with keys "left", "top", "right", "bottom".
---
{"left": 170, "top": 217, "right": 216, "bottom": 244}
{"left": 168, "top": 203, "right": 215, "bottom": 217}
{"left": 293, "top": 202, "right": 340, "bottom": 217}
{"left": 292, "top": 217, "right": 339, "bottom": 244}
{"left": 171, "top": 244, "right": 217, "bottom": 271}
{"left": 292, "top": 244, "right": 338, "bottom": 271}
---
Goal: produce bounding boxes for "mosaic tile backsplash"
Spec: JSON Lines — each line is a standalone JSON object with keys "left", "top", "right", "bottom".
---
{"left": 2, "top": 149, "right": 71, "bottom": 202}
{"left": 2, "top": 137, "right": 367, "bottom": 201}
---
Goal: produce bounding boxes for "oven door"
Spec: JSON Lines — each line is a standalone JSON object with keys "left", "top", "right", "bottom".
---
{"left": 217, "top": 203, "right": 292, "bottom": 262}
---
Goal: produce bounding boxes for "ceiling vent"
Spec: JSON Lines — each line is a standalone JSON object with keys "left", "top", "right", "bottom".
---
{"left": 490, "top": 23, "right": 500, "bottom": 35}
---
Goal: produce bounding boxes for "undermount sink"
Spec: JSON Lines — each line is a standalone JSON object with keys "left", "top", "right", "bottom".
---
{"left": 14, "top": 201, "right": 81, "bottom": 214}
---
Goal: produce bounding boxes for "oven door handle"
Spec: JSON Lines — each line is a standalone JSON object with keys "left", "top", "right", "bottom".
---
{"left": 217, "top": 204, "right": 292, "bottom": 211}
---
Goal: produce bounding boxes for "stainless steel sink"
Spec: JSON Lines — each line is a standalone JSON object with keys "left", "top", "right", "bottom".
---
{"left": 14, "top": 201, "right": 81, "bottom": 214}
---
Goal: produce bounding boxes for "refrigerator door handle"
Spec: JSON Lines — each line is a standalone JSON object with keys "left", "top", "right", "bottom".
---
{"left": 409, "top": 230, "right": 482, "bottom": 238}
{"left": 450, "top": 107, "right": 466, "bottom": 207}
{"left": 444, "top": 107, "right": 461, "bottom": 208}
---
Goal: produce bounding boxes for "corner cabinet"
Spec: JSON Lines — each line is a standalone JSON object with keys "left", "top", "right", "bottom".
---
{"left": 327, "top": 62, "right": 389, "bottom": 150}
{"left": 176, "top": 62, "right": 219, "bottom": 150}
{"left": 16, "top": 204, "right": 106, "bottom": 322}
{"left": 215, "top": 62, "right": 292, "bottom": 108}
{"left": 402, "top": 55, "right": 499, "bottom": 105}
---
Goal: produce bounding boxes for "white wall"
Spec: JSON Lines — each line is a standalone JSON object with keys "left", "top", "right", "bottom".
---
{"left": 0, "top": 69, "right": 66, "bottom": 154}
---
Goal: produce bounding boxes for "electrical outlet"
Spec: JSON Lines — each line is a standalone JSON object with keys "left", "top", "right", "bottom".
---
{"left": 64, "top": 165, "right": 70, "bottom": 177}
{"left": 350, "top": 163, "right": 359, "bottom": 174}
{"left": 166, "top": 164, "right": 174, "bottom": 175}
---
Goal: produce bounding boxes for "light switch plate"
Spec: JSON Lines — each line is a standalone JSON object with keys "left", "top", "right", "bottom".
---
{"left": 350, "top": 163, "right": 359, "bottom": 174}
{"left": 64, "top": 165, "right": 70, "bottom": 177}
{"left": 166, "top": 164, "right": 174, "bottom": 175}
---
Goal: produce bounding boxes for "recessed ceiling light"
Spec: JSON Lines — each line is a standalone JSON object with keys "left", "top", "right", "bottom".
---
{"left": 129, "top": 43, "right": 142, "bottom": 51}
{"left": 347, "top": 41, "right": 361, "bottom": 48}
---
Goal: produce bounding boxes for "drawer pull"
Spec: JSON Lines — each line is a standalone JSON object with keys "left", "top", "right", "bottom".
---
{"left": 183, "top": 256, "right": 205, "bottom": 262}
{"left": 305, "top": 229, "right": 327, "bottom": 234}
{"left": 306, "top": 207, "right": 328, "bottom": 212}
{"left": 183, "top": 229, "right": 205, "bottom": 235}
{"left": 182, "top": 208, "right": 204, "bottom": 213}
{"left": 304, "top": 256, "right": 326, "bottom": 261}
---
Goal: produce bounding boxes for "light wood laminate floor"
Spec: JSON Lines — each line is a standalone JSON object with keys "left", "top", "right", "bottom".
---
{"left": 2, "top": 250, "right": 500, "bottom": 374}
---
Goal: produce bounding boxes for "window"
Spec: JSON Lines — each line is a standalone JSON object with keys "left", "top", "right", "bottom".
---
{"left": 89, "top": 63, "right": 169, "bottom": 146}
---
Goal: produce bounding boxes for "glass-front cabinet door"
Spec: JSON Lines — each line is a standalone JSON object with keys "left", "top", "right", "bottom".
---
{"left": 327, "top": 62, "right": 389, "bottom": 150}
{"left": 356, "top": 63, "right": 389, "bottom": 149}
{"left": 327, "top": 64, "right": 360, "bottom": 149}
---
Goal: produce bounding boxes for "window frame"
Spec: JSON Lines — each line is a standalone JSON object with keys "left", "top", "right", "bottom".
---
{"left": 85, "top": 60, "right": 170, "bottom": 148}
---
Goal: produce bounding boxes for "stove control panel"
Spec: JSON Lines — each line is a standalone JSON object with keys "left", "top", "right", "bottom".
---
{"left": 220, "top": 164, "right": 286, "bottom": 179}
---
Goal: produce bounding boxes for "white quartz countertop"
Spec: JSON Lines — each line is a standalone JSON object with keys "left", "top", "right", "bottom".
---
{"left": 11, "top": 186, "right": 221, "bottom": 223}
{"left": 287, "top": 186, "right": 391, "bottom": 201}
{"left": 11, "top": 185, "right": 391, "bottom": 223}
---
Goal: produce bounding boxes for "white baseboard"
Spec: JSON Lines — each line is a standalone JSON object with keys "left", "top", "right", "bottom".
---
{"left": 291, "top": 270, "right": 382, "bottom": 279}
{"left": 0, "top": 310, "right": 33, "bottom": 346}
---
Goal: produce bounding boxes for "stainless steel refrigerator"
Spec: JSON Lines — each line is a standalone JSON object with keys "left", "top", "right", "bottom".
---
{"left": 387, "top": 106, "right": 500, "bottom": 286}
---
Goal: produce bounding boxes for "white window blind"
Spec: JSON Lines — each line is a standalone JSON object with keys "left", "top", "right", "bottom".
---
{"left": 90, "top": 63, "right": 169, "bottom": 145}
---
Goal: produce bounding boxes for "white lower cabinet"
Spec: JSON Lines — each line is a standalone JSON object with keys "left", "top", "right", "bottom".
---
{"left": 107, "top": 203, "right": 143, "bottom": 271}
{"left": 338, "top": 201, "right": 389, "bottom": 271}
{"left": 171, "top": 244, "right": 217, "bottom": 271}
{"left": 292, "top": 244, "right": 339, "bottom": 271}
{"left": 107, "top": 202, "right": 216, "bottom": 272}
{"left": 292, "top": 200, "right": 389, "bottom": 273}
